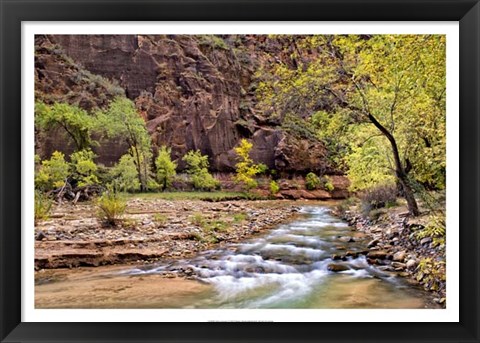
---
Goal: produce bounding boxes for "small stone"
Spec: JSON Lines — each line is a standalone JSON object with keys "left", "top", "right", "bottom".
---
{"left": 367, "top": 239, "right": 379, "bottom": 248}
{"left": 367, "top": 250, "right": 388, "bottom": 259}
{"left": 35, "top": 231, "right": 47, "bottom": 241}
{"left": 393, "top": 250, "right": 407, "bottom": 262}
{"left": 327, "top": 264, "right": 349, "bottom": 272}
{"left": 420, "top": 237, "right": 432, "bottom": 245}
{"left": 391, "top": 262, "right": 406, "bottom": 269}
{"left": 406, "top": 259, "right": 417, "bottom": 269}
{"left": 345, "top": 251, "right": 358, "bottom": 258}
{"left": 339, "top": 236, "right": 355, "bottom": 243}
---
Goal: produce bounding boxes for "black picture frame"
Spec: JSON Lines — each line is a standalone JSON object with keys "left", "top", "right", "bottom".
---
{"left": 1, "top": 0, "right": 479, "bottom": 342}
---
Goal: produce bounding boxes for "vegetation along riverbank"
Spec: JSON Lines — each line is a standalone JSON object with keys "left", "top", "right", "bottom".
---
{"left": 34, "top": 34, "right": 446, "bottom": 308}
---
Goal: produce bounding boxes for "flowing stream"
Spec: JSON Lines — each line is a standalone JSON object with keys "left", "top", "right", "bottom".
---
{"left": 119, "top": 206, "right": 434, "bottom": 309}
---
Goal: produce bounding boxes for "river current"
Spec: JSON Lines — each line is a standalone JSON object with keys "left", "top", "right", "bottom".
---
{"left": 120, "top": 206, "right": 433, "bottom": 309}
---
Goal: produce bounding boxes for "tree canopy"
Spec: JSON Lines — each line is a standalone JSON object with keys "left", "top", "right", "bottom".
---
{"left": 96, "top": 97, "right": 154, "bottom": 192}
{"left": 258, "top": 34, "right": 446, "bottom": 215}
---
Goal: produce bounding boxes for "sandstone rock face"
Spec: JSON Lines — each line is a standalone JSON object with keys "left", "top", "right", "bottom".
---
{"left": 35, "top": 34, "right": 333, "bottom": 174}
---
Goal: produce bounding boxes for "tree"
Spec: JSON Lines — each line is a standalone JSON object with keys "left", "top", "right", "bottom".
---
{"left": 155, "top": 146, "right": 177, "bottom": 191}
{"left": 70, "top": 149, "right": 99, "bottom": 187}
{"left": 233, "top": 139, "right": 266, "bottom": 190}
{"left": 109, "top": 154, "right": 141, "bottom": 193}
{"left": 182, "top": 150, "right": 219, "bottom": 191}
{"left": 35, "top": 102, "right": 95, "bottom": 151}
{"left": 35, "top": 151, "right": 70, "bottom": 190}
{"left": 97, "top": 97, "right": 154, "bottom": 192}
{"left": 258, "top": 35, "right": 446, "bottom": 216}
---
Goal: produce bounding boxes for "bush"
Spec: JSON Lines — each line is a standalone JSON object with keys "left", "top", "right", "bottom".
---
{"left": 191, "top": 172, "right": 220, "bottom": 191}
{"left": 233, "top": 213, "right": 248, "bottom": 223}
{"left": 35, "top": 151, "right": 70, "bottom": 190}
{"left": 360, "top": 184, "right": 398, "bottom": 214}
{"left": 415, "top": 214, "right": 446, "bottom": 240}
{"left": 182, "top": 150, "right": 220, "bottom": 191}
{"left": 153, "top": 213, "right": 168, "bottom": 226}
{"left": 155, "top": 146, "right": 177, "bottom": 191}
{"left": 269, "top": 180, "right": 280, "bottom": 195}
{"left": 415, "top": 258, "right": 446, "bottom": 292}
{"left": 190, "top": 213, "right": 205, "bottom": 226}
{"left": 204, "top": 220, "right": 229, "bottom": 232}
{"left": 233, "top": 139, "right": 266, "bottom": 190}
{"left": 34, "top": 190, "right": 52, "bottom": 224}
{"left": 109, "top": 154, "right": 141, "bottom": 192}
{"left": 96, "top": 190, "right": 126, "bottom": 226}
{"left": 305, "top": 172, "right": 321, "bottom": 190}
{"left": 198, "top": 35, "right": 229, "bottom": 50}
{"left": 70, "top": 149, "right": 99, "bottom": 187}
{"left": 322, "top": 175, "right": 335, "bottom": 191}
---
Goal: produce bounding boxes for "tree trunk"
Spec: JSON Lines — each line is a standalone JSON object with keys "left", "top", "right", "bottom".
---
{"left": 367, "top": 113, "right": 420, "bottom": 216}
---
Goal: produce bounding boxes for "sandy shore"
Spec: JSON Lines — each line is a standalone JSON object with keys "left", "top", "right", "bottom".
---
{"left": 35, "top": 265, "right": 213, "bottom": 308}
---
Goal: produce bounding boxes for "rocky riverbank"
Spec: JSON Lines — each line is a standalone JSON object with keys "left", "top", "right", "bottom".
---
{"left": 332, "top": 203, "right": 446, "bottom": 307}
{"left": 34, "top": 198, "right": 300, "bottom": 269}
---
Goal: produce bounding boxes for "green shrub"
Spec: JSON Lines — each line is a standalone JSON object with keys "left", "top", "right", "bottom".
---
{"left": 122, "top": 218, "right": 139, "bottom": 228}
{"left": 96, "top": 190, "right": 127, "bottom": 226}
{"left": 35, "top": 151, "right": 70, "bottom": 190}
{"left": 198, "top": 35, "right": 229, "bottom": 50}
{"left": 190, "top": 212, "right": 206, "bottom": 226}
{"left": 146, "top": 179, "right": 161, "bottom": 192}
{"left": 109, "top": 154, "right": 141, "bottom": 192}
{"left": 233, "top": 212, "right": 248, "bottom": 223}
{"left": 269, "top": 180, "right": 280, "bottom": 195}
{"left": 34, "top": 190, "right": 52, "bottom": 224}
{"left": 153, "top": 213, "right": 168, "bottom": 226}
{"left": 205, "top": 220, "right": 229, "bottom": 232}
{"left": 415, "top": 258, "right": 446, "bottom": 292}
{"left": 155, "top": 146, "right": 177, "bottom": 191}
{"left": 415, "top": 214, "right": 446, "bottom": 240}
{"left": 70, "top": 149, "right": 99, "bottom": 187}
{"left": 305, "top": 172, "right": 321, "bottom": 190}
{"left": 322, "top": 175, "right": 335, "bottom": 191}
{"left": 233, "top": 139, "right": 266, "bottom": 190}
{"left": 191, "top": 172, "right": 220, "bottom": 191}
{"left": 182, "top": 150, "right": 220, "bottom": 191}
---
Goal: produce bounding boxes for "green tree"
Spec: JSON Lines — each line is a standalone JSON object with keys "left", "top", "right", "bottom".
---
{"left": 258, "top": 35, "right": 446, "bottom": 216}
{"left": 35, "top": 102, "right": 95, "bottom": 151}
{"left": 155, "top": 146, "right": 177, "bottom": 191}
{"left": 35, "top": 151, "right": 70, "bottom": 190}
{"left": 305, "top": 172, "right": 321, "bottom": 190}
{"left": 97, "top": 97, "right": 154, "bottom": 191}
{"left": 109, "top": 154, "right": 141, "bottom": 193}
{"left": 182, "top": 150, "right": 219, "bottom": 191}
{"left": 233, "top": 139, "right": 266, "bottom": 190}
{"left": 70, "top": 149, "right": 99, "bottom": 187}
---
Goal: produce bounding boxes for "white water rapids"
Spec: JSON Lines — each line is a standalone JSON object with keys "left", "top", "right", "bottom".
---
{"left": 121, "top": 206, "right": 433, "bottom": 308}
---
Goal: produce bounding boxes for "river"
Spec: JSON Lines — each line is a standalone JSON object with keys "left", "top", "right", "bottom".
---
{"left": 35, "top": 205, "right": 437, "bottom": 309}
{"left": 96, "top": 205, "right": 435, "bottom": 309}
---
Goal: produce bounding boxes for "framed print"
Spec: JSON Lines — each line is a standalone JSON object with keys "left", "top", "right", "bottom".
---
{"left": 1, "top": 0, "right": 479, "bottom": 342}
